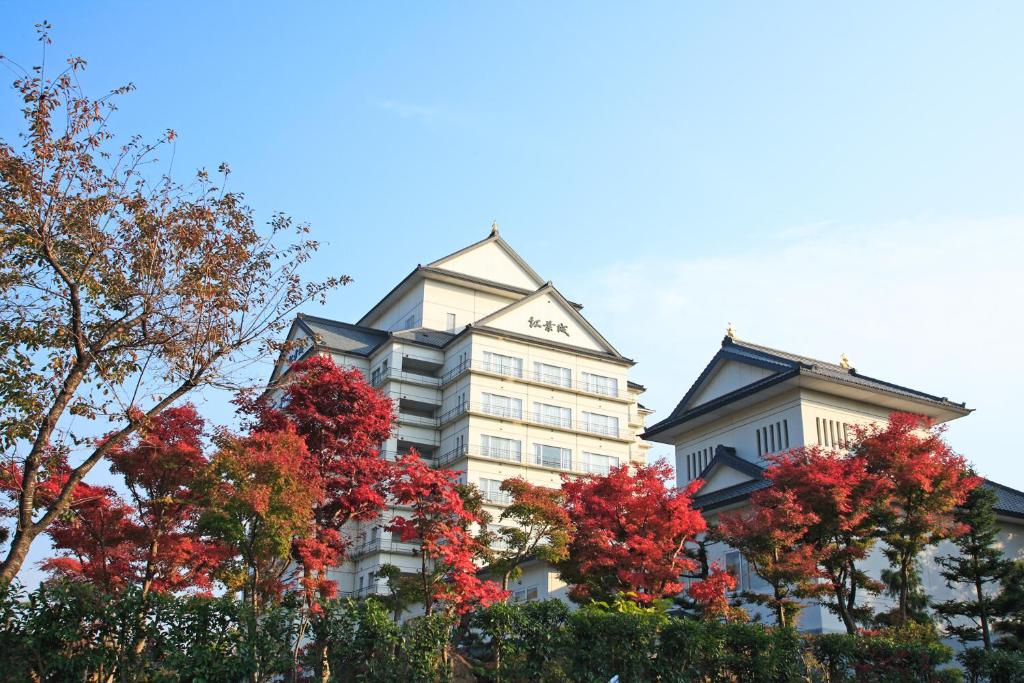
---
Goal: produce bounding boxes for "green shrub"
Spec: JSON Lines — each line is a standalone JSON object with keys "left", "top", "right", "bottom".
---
{"left": 958, "top": 647, "right": 1024, "bottom": 683}
{"left": 564, "top": 600, "right": 665, "bottom": 683}
{"left": 810, "top": 626, "right": 959, "bottom": 683}
{"left": 466, "top": 599, "right": 571, "bottom": 682}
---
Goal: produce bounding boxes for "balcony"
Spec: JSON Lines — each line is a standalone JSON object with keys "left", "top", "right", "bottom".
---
{"left": 349, "top": 536, "right": 423, "bottom": 558}
{"left": 438, "top": 401, "right": 623, "bottom": 439}
{"left": 439, "top": 360, "right": 622, "bottom": 399}
{"left": 372, "top": 366, "right": 442, "bottom": 388}
{"left": 435, "top": 444, "right": 619, "bottom": 476}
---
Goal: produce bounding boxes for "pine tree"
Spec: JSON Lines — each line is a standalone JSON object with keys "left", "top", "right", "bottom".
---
{"left": 933, "top": 484, "right": 1012, "bottom": 649}
{"left": 992, "top": 560, "right": 1024, "bottom": 650}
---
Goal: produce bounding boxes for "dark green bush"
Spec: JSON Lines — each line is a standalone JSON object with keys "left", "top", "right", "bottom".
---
{"left": 959, "top": 647, "right": 1024, "bottom": 683}
{"left": 656, "top": 620, "right": 805, "bottom": 682}
{"left": 466, "top": 599, "right": 570, "bottom": 682}
{"left": 811, "top": 626, "right": 960, "bottom": 683}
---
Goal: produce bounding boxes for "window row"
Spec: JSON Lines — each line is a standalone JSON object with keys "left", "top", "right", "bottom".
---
{"left": 816, "top": 417, "right": 852, "bottom": 448}
{"left": 480, "top": 352, "right": 619, "bottom": 397}
{"left": 477, "top": 436, "right": 620, "bottom": 474}
{"left": 480, "top": 393, "right": 620, "bottom": 436}
{"left": 755, "top": 419, "right": 790, "bottom": 457}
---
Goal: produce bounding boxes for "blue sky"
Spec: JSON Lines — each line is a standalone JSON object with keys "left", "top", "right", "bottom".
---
{"left": 3, "top": 3, "right": 1024, "bottom": 579}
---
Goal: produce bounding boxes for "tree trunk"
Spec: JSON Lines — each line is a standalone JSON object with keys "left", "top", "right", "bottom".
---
{"left": 833, "top": 582, "right": 858, "bottom": 634}
{"left": 976, "top": 575, "right": 991, "bottom": 650}
{"left": 898, "top": 556, "right": 910, "bottom": 626}
{"left": 0, "top": 526, "right": 39, "bottom": 585}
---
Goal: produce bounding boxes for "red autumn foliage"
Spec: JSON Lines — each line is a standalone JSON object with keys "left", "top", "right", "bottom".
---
{"left": 387, "top": 453, "right": 507, "bottom": 616}
{"left": 757, "top": 445, "right": 887, "bottom": 633}
{"left": 687, "top": 563, "right": 742, "bottom": 622}
{"left": 716, "top": 487, "right": 823, "bottom": 627}
{"left": 0, "top": 407, "right": 224, "bottom": 594}
{"left": 195, "top": 425, "right": 323, "bottom": 609}
{"left": 40, "top": 478, "right": 138, "bottom": 592}
{"left": 246, "top": 355, "right": 395, "bottom": 601}
{"left": 853, "top": 412, "right": 981, "bottom": 624}
{"left": 560, "top": 462, "right": 707, "bottom": 605}
{"left": 107, "top": 405, "right": 224, "bottom": 594}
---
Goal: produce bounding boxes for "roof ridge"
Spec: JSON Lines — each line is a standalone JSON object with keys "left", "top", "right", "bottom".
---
{"left": 729, "top": 337, "right": 844, "bottom": 370}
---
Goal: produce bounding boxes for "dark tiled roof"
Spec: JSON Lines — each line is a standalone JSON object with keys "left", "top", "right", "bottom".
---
{"left": 987, "top": 480, "right": 1024, "bottom": 519}
{"left": 692, "top": 479, "right": 772, "bottom": 512}
{"left": 392, "top": 327, "right": 457, "bottom": 348}
{"left": 297, "top": 314, "right": 387, "bottom": 356}
{"left": 697, "top": 447, "right": 764, "bottom": 481}
{"left": 727, "top": 338, "right": 968, "bottom": 412}
{"left": 645, "top": 336, "right": 969, "bottom": 439}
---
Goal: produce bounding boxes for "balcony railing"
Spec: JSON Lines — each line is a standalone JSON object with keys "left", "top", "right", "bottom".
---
{"left": 396, "top": 412, "right": 440, "bottom": 428}
{"left": 349, "top": 536, "right": 423, "bottom": 558}
{"left": 372, "top": 366, "right": 442, "bottom": 387}
{"left": 435, "top": 444, "right": 619, "bottom": 476}
{"left": 438, "top": 402, "right": 621, "bottom": 438}
{"left": 440, "top": 360, "right": 620, "bottom": 398}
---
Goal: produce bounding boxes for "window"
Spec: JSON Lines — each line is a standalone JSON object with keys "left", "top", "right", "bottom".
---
{"left": 816, "top": 417, "right": 853, "bottom": 448}
{"left": 405, "top": 315, "right": 416, "bottom": 329}
{"left": 533, "top": 402, "right": 571, "bottom": 428}
{"left": 725, "top": 551, "right": 748, "bottom": 593}
{"left": 533, "top": 444, "right": 571, "bottom": 469}
{"left": 581, "top": 371, "right": 618, "bottom": 397}
{"left": 446, "top": 313, "right": 457, "bottom": 332}
{"left": 511, "top": 585, "right": 540, "bottom": 603}
{"left": 483, "top": 351, "right": 523, "bottom": 377}
{"left": 370, "top": 366, "right": 381, "bottom": 385}
{"left": 479, "top": 478, "right": 511, "bottom": 504}
{"left": 583, "top": 452, "right": 619, "bottom": 475}
{"left": 685, "top": 446, "right": 714, "bottom": 481}
{"left": 534, "top": 361, "right": 571, "bottom": 387}
{"left": 481, "top": 435, "right": 522, "bottom": 462}
{"left": 756, "top": 419, "right": 790, "bottom": 457}
{"left": 482, "top": 393, "right": 522, "bottom": 419}
{"left": 582, "top": 411, "right": 619, "bottom": 437}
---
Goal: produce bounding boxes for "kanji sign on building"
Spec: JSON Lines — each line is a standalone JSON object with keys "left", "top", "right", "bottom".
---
{"left": 528, "top": 317, "right": 570, "bottom": 336}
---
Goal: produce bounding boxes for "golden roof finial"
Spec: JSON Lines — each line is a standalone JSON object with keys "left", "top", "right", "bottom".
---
{"left": 840, "top": 353, "right": 851, "bottom": 370}
{"left": 726, "top": 322, "right": 736, "bottom": 339}
{"left": 490, "top": 220, "right": 499, "bottom": 237}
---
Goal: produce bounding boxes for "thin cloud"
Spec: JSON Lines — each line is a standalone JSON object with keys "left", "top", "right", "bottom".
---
{"left": 583, "top": 216, "right": 1024, "bottom": 487}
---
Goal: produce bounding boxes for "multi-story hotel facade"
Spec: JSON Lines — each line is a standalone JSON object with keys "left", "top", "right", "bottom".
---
{"left": 269, "top": 227, "right": 651, "bottom": 604}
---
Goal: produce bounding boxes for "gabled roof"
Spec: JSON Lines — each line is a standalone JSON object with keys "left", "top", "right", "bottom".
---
{"left": 644, "top": 335, "right": 971, "bottom": 440}
{"left": 696, "top": 445, "right": 765, "bottom": 482}
{"left": 427, "top": 230, "right": 546, "bottom": 289}
{"left": 473, "top": 282, "right": 626, "bottom": 359}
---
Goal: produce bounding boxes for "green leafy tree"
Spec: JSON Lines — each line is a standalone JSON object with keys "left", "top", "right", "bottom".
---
{"left": 933, "top": 483, "right": 1013, "bottom": 649}
{"left": 489, "top": 478, "right": 571, "bottom": 591}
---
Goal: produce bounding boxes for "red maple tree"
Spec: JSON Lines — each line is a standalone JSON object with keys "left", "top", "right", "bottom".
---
{"left": 756, "top": 445, "right": 887, "bottom": 633}
{"left": 687, "top": 562, "right": 742, "bottom": 622}
{"left": 387, "top": 453, "right": 507, "bottom": 616}
{"left": 854, "top": 412, "right": 980, "bottom": 625}
{"left": 716, "top": 487, "right": 823, "bottom": 627}
{"left": 107, "top": 405, "right": 223, "bottom": 595}
{"left": 246, "top": 355, "right": 395, "bottom": 602}
{"left": 39, "top": 477, "right": 138, "bottom": 592}
{"left": 559, "top": 462, "right": 707, "bottom": 605}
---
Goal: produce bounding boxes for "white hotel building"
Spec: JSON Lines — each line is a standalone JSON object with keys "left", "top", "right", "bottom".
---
{"left": 270, "top": 227, "right": 651, "bottom": 603}
{"left": 643, "top": 331, "right": 1024, "bottom": 633}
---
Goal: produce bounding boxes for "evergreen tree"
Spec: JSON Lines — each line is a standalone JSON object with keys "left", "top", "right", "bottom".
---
{"left": 933, "top": 484, "right": 1012, "bottom": 649}
{"left": 875, "top": 562, "right": 931, "bottom": 628}
{"left": 992, "top": 560, "right": 1024, "bottom": 650}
